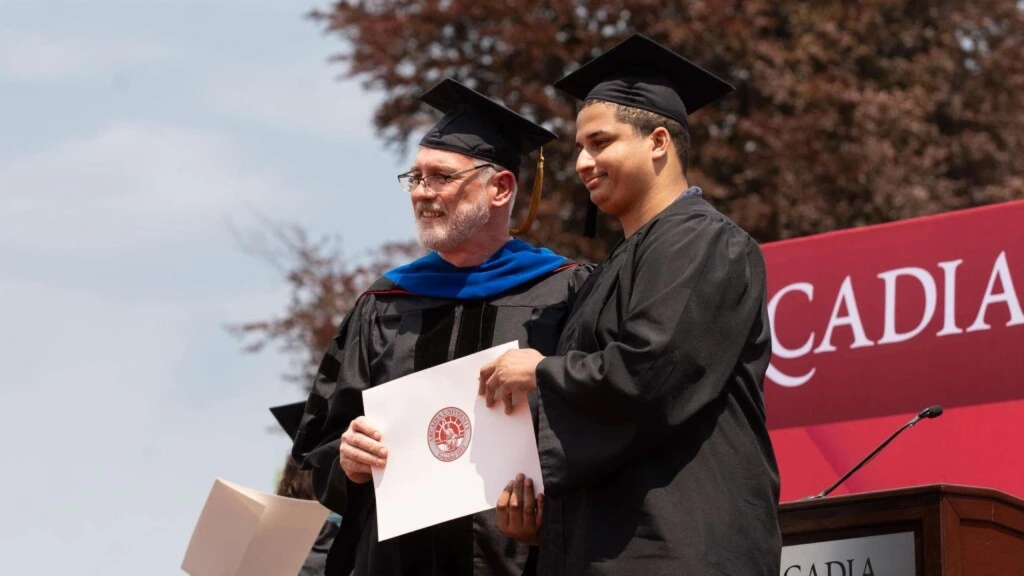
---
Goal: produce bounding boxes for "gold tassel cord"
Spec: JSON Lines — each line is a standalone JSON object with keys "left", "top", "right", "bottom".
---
{"left": 509, "top": 148, "right": 544, "bottom": 236}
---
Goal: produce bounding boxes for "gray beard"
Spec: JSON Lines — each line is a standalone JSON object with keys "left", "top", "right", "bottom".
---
{"left": 415, "top": 195, "right": 491, "bottom": 253}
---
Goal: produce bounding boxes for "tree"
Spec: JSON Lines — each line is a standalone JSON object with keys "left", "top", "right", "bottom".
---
{"left": 311, "top": 0, "right": 1023, "bottom": 257}
{"left": 235, "top": 0, "right": 1024, "bottom": 387}
{"left": 228, "top": 222, "right": 422, "bottom": 391}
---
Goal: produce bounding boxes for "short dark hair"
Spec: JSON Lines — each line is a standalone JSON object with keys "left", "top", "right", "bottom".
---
{"left": 582, "top": 99, "right": 691, "bottom": 174}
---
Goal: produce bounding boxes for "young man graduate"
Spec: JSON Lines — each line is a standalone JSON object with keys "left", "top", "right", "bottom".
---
{"left": 480, "top": 35, "right": 782, "bottom": 575}
{"left": 290, "top": 77, "right": 590, "bottom": 576}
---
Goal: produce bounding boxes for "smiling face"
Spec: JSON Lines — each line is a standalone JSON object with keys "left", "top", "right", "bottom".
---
{"left": 574, "top": 102, "right": 657, "bottom": 219}
{"left": 408, "top": 147, "right": 498, "bottom": 253}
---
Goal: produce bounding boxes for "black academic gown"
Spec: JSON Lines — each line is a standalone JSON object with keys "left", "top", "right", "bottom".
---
{"left": 534, "top": 193, "right": 782, "bottom": 575}
{"left": 292, "top": 263, "right": 590, "bottom": 576}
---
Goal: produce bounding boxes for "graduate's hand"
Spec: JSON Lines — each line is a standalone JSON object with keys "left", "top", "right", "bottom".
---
{"left": 339, "top": 416, "right": 388, "bottom": 485}
{"left": 496, "top": 473, "right": 544, "bottom": 546}
{"left": 478, "top": 349, "right": 543, "bottom": 414}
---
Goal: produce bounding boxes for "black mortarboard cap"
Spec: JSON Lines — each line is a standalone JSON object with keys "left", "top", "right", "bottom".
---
{"left": 553, "top": 33, "right": 735, "bottom": 127}
{"left": 269, "top": 401, "right": 306, "bottom": 442}
{"left": 419, "top": 78, "right": 557, "bottom": 174}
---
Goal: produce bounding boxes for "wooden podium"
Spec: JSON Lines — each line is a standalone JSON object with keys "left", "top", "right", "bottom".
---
{"left": 779, "top": 485, "right": 1024, "bottom": 575}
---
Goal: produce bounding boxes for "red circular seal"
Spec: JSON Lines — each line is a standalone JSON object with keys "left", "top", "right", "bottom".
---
{"left": 427, "top": 407, "right": 472, "bottom": 462}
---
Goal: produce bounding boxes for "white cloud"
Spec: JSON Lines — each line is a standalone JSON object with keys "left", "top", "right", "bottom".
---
{"left": 0, "top": 7, "right": 408, "bottom": 575}
{"left": 0, "top": 120, "right": 303, "bottom": 567}
{"left": 204, "top": 59, "right": 382, "bottom": 141}
{"left": 0, "top": 30, "right": 172, "bottom": 81}
{"left": 0, "top": 122, "right": 292, "bottom": 256}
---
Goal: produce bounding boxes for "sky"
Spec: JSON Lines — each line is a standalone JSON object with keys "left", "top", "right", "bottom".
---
{"left": 0, "top": 1, "right": 417, "bottom": 573}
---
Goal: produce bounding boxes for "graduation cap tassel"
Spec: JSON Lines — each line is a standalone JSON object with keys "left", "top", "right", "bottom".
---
{"left": 509, "top": 147, "right": 545, "bottom": 236}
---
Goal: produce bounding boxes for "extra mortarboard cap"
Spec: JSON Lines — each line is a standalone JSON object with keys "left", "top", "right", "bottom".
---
{"left": 269, "top": 401, "right": 306, "bottom": 442}
{"left": 553, "top": 33, "right": 735, "bottom": 127}
{"left": 419, "top": 78, "right": 557, "bottom": 174}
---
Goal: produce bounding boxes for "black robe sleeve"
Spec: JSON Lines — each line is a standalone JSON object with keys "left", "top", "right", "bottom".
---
{"left": 291, "top": 293, "right": 378, "bottom": 515}
{"left": 535, "top": 213, "right": 767, "bottom": 496}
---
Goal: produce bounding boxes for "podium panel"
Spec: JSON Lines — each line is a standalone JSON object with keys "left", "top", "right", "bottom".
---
{"left": 778, "top": 485, "right": 1024, "bottom": 575}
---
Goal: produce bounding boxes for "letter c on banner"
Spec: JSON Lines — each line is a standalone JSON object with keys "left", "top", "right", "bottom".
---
{"left": 767, "top": 282, "right": 816, "bottom": 387}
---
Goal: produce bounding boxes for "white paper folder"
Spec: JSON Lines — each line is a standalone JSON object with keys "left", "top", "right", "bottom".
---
{"left": 181, "top": 478, "right": 329, "bottom": 576}
{"left": 362, "top": 341, "right": 544, "bottom": 541}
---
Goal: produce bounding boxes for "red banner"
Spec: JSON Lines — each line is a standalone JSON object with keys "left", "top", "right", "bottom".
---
{"left": 762, "top": 200, "right": 1024, "bottom": 501}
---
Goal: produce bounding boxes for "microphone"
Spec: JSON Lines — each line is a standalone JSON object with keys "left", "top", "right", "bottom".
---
{"left": 802, "top": 404, "right": 944, "bottom": 500}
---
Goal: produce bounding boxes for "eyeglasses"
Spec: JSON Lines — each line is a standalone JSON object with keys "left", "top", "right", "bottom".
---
{"left": 397, "top": 164, "right": 493, "bottom": 193}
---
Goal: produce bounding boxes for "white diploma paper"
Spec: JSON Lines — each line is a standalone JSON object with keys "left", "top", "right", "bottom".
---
{"left": 362, "top": 341, "right": 544, "bottom": 541}
{"left": 181, "top": 478, "right": 330, "bottom": 576}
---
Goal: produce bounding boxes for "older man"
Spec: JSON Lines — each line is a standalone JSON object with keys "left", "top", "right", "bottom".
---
{"left": 291, "top": 78, "right": 589, "bottom": 576}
